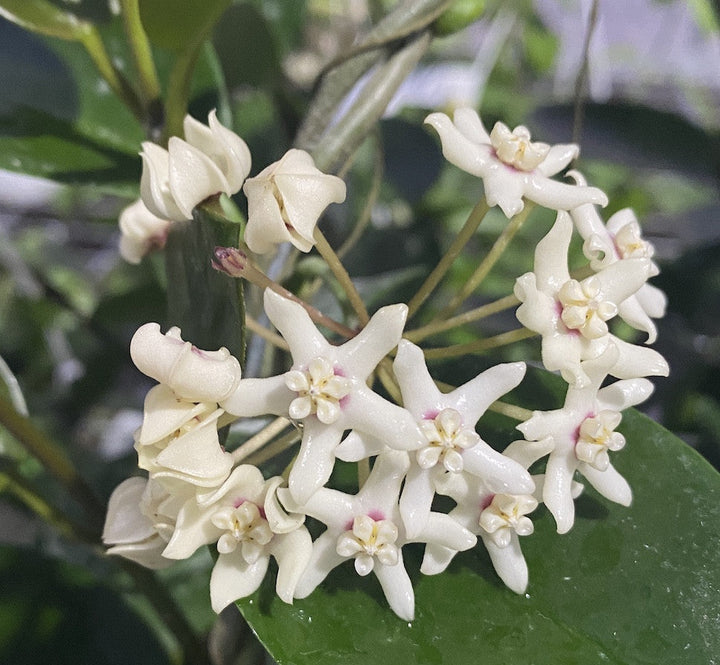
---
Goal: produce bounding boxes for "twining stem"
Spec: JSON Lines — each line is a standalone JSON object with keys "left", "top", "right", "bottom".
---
{"left": 376, "top": 357, "right": 402, "bottom": 404}
{"left": 439, "top": 203, "right": 535, "bottom": 318}
{"left": 232, "top": 417, "right": 292, "bottom": 463}
{"left": 358, "top": 458, "right": 370, "bottom": 488}
{"left": 244, "top": 428, "right": 301, "bottom": 467}
{"left": 0, "top": 461, "right": 95, "bottom": 542}
{"left": 405, "top": 294, "right": 519, "bottom": 343}
{"left": 488, "top": 400, "right": 533, "bottom": 422}
{"left": 0, "top": 394, "right": 105, "bottom": 527}
{"left": 213, "top": 246, "right": 357, "bottom": 339}
{"left": 0, "top": 354, "right": 28, "bottom": 415}
{"left": 313, "top": 229, "right": 369, "bottom": 325}
{"left": 423, "top": 327, "right": 536, "bottom": 360}
{"left": 337, "top": 130, "right": 384, "bottom": 260}
{"left": 119, "top": 0, "right": 161, "bottom": 105}
{"left": 81, "top": 29, "right": 144, "bottom": 121}
{"left": 310, "top": 31, "right": 432, "bottom": 174}
{"left": 117, "top": 561, "right": 212, "bottom": 665}
{"left": 245, "top": 315, "right": 289, "bottom": 351}
{"left": 406, "top": 199, "right": 490, "bottom": 318}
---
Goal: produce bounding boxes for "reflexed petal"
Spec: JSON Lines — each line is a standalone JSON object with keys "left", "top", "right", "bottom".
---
{"left": 610, "top": 337, "right": 669, "bottom": 380}
{"left": 342, "top": 386, "right": 425, "bottom": 452}
{"left": 294, "top": 531, "right": 346, "bottom": 599}
{"left": 393, "top": 340, "right": 443, "bottom": 417}
{"left": 271, "top": 527, "right": 313, "bottom": 603}
{"left": 414, "top": 513, "right": 476, "bottom": 552}
{"left": 580, "top": 462, "right": 632, "bottom": 506}
{"left": 482, "top": 532, "right": 528, "bottom": 594}
{"left": 462, "top": 444, "right": 535, "bottom": 494}
{"left": 543, "top": 453, "right": 577, "bottom": 534}
{"left": 374, "top": 555, "right": 415, "bottom": 622}
{"left": 140, "top": 142, "right": 186, "bottom": 221}
{"left": 220, "top": 375, "right": 293, "bottom": 418}
{"left": 287, "top": 419, "right": 344, "bottom": 504}
{"left": 210, "top": 550, "right": 269, "bottom": 613}
{"left": 263, "top": 290, "right": 328, "bottom": 363}
{"left": 536, "top": 143, "right": 579, "bottom": 176}
{"left": 453, "top": 361, "right": 526, "bottom": 425}
{"left": 341, "top": 304, "right": 408, "bottom": 379}
{"left": 103, "top": 477, "right": 156, "bottom": 545}
{"left": 399, "top": 465, "right": 436, "bottom": 538}
{"left": 420, "top": 543, "right": 456, "bottom": 575}
{"left": 168, "top": 137, "right": 230, "bottom": 219}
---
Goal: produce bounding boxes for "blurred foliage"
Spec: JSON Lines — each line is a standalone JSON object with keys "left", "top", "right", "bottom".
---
{"left": 0, "top": 0, "right": 718, "bottom": 663}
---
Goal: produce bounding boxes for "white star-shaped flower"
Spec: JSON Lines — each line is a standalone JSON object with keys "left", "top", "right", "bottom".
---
{"left": 278, "top": 450, "right": 476, "bottom": 621}
{"left": 118, "top": 198, "right": 171, "bottom": 264}
{"left": 162, "top": 465, "right": 312, "bottom": 612}
{"left": 130, "top": 323, "right": 242, "bottom": 404}
{"left": 134, "top": 385, "right": 234, "bottom": 489}
{"left": 420, "top": 438, "right": 553, "bottom": 594}
{"left": 424, "top": 108, "right": 608, "bottom": 217}
{"left": 514, "top": 211, "right": 668, "bottom": 387}
{"left": 336, "top": 340, "right": 534, "bottom": 538}
{"left": 141, "top": 110, "right": 251, "bottom": 221}
{"left": 103, "top": 476, "right": 187, "bottom": 569}
{"left": 568, "top": 171, "right": 667, "bottom": 344}
{"left": 516, "top": 346, "right": 654, "bottom": 534}
{"left": 243, "top": 149, "right": 346, "bottom": 254}
{"left": 221, "top": 289, "right": 425, "bottom": 504}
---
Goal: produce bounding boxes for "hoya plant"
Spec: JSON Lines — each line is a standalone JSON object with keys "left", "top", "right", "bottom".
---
{"left": 0, "top": 1, "right": 717, "bottom": 664}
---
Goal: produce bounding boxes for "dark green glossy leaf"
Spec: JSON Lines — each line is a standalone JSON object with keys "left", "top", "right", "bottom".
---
{"left": 237, "top": 410, "right": 720, "bottom": 665}
{"left": 212, "top": 3, "right": 280, "bottom": 89}
{"left": 164, "top": 206, "right": 245, "bottom": 362}
{"left": 0, "top": 17, "right": 143, "bottom": 186}
{"left": 139, "top": 0, "right": 230, "bottom": 52}
{"left": 0, "top": 545, "right": 171, "bottom": 664}
{"left": 0, "top": 0, "right": 93, "bottom": 40}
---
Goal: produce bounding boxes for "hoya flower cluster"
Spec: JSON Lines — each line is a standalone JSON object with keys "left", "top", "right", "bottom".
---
{"left": 105, "top": 108, "right": 668, "bottom": 621}
{"left": 118, "top": 110, "right": 346, "bottom": 263}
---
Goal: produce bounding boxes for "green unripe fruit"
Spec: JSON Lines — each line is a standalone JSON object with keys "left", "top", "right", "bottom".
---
{"left": 434, "top": 0, "right": 486, "bottom": 35}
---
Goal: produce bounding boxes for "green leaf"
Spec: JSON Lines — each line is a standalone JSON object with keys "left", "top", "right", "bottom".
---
{"left": 212, "top": 3, "right": 281, "bottom": 89}
{"left": 0, "top": 18, "right": 143, "bottom": 186}
{"left": 0, "top": 545, "right": 172, "bottom": 664}
{"left": 0, "top": 0, "right": 94, "bottom": 41}
{"left": 237, "top": 410, "right": 720, "bottom": 664}
{"left": 139, "top": 0, "right": 231, "bottom": 52}
{"left": 164, "top": 206, "right": 245, "bottom": 363}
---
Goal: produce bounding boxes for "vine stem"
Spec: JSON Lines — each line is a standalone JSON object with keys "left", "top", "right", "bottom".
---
{"left": 213, "top": 246, "right": 357, "bottom": 340}
{"left": 0, "top": 460, "right": 95, "bottom": 542}
{"left": 439, "top": 203, "right": 535, "bottom": 318}
{"left": 0, "top": 394, "right": 105, "bottom": 527}
{"left": 313, "top": 229, "right": 369, "bottom": 325}
{"left": 406, "top": 198, "right": 490, "bottom": 318}
{"left": 405, "top": 294, "right": 519, "bottom": 343}
{"left": 244, "top": 429, "right": 301, "bottom": 467}
{"left": 119, "top": 0, "right": 161, "bottom": 105}
{"left": 423, "top": 327, "right": 537, "bottom": 360}
{"left": 232, "top": 418, "right": 292, "bottom": 463}
{"left": 245, "top": 315, "right": 289, "bottom": 351}
{"left": 117, "top": 561, "right": 212, "bottom": 665}
{"left": 81, "top": 29, "right": 144, "bottom": 121}
{"left": 488, "top": 400, "right": 533, "bottom": 422}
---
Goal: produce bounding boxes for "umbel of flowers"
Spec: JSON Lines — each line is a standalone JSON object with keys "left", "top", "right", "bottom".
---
{"left": 105, "top": 107, "right": 668, "bottom": 620}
